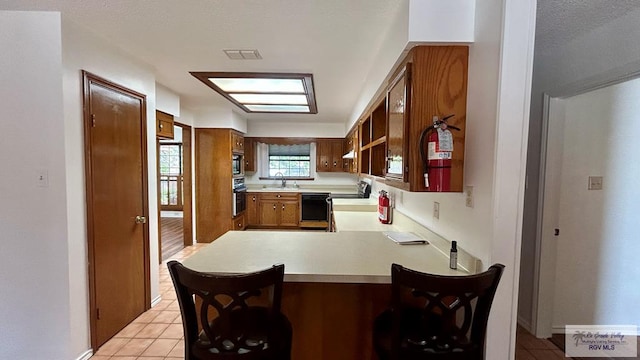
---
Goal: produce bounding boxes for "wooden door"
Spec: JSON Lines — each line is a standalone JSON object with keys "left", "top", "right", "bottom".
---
{"left": 258, "top": 200, "right": 279, "bottom": 226}
{"left": 247, "top": 193, "right": 259, "bottom": 225}
{"left": 280, "top": 200, "right": 300, "bottom": 227}
{"left": 83, "top": 71, "right": 150, "bottom": 349}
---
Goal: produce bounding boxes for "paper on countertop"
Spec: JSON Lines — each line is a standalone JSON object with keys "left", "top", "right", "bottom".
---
{"left": 383, "top": 231, "right": 428, "bottom": 245}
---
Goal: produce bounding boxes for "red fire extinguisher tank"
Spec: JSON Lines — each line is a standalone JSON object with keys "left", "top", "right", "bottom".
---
{"left": 378, "top": 190, "right": 390, "bottom": 224}
{"left": 426, "top": 129, "right": 453, "bottom": 192}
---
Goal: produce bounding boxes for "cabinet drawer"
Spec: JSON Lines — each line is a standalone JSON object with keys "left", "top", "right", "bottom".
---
{"left": 156, "top": 110, "right": 174, "bottom": 139}
{"left": 231, "top": 213, "right": 246, "bottom": 231}
{"left": 260, "top": 192, "right": 299, "bottom": 201}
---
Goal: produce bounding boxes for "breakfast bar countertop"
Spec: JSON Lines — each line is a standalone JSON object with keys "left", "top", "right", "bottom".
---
{"left": 182, "top": 230, "right": 467, "bottom": 284}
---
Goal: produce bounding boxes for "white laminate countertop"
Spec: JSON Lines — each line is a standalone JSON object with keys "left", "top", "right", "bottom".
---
{"left": 245, "top": 184, "right": 359, "bottom": 195}
{"left": 182, "top": 230, "right": 466, "bottom": 284}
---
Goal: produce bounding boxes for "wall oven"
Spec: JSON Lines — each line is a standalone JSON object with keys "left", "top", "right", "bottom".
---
{"left": 232, "top": 178, "right": 246, "bottom": 217}
{"left": 232, "top": 154, "right": 243, "bottom": 176}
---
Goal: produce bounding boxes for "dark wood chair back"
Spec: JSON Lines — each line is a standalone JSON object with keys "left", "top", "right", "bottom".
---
{"left": 374, "top": 263, "right": 504, "bottom": 360}
{"left": 167, "top": 261, "right": 292, "bottom": 360}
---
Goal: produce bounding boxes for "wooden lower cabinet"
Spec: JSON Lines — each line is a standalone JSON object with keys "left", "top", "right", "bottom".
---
{"left": 230, "top": 213, "right": 246, "bottom": 231}
{"left": 246, "top": 193, "right": 259, "bottom": 226}
{"left": 254, "top": 192, "right": 300, "bottom": 228}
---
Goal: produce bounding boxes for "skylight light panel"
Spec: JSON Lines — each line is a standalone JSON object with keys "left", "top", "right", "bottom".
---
{"left": 229, "top": 94, "right": 309, "bottom": 105}
{"left": 209, "top": 78, "right": 305, "bottom": 93}
{"left": 245, "top": 105, "right": 310, "bottom": 112}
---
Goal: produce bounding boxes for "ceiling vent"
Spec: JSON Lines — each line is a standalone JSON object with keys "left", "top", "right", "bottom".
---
{"left": 223, "top": 49, "right": 262, "bottom": 60}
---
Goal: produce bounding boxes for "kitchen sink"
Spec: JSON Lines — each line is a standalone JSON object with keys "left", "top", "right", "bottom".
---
{"left": 261, "top": 186, "right": 300, "bottom": 191}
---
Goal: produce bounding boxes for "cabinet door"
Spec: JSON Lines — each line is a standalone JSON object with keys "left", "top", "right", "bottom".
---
{"left": 386, "top": 64, "right": 411, "bottom": 181}
{"left": 230, "top": 213, "right": 246, "bottom": 231}
{"left": 316, "top": 140, "right": 331, "bottom": 172}
{"left": 156, "top": 110, "right": 174, "bottom": 139}
{"left": 279, "top": 200, "right": 299, "bottom": 227}
{"left": 330, "top": 140, "right": 344, "bottom": 172}
{"left": 258, "top": 200, "right": 279, "bottom": 227}
{"left": 246, "top": 193, "right": 259, "bottom": 225}
{"left": 244, "top": 138, "right": 256, "bottom": 172}
{"left": 231, "top": 132, "right": 244, "bottom": 153}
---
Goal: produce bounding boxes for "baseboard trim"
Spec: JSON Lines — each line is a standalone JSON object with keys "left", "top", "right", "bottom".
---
{"left": 552, "top": 326, "right": 567, "bottom": 334}
{"left": 75, "top": 349, "right": 93, "bottom": 360}
{"left": 151, "top": 294, "right": 162, "bottom": 307}
{"left": 517, "top": 315, "right": 532, "bottom": 333}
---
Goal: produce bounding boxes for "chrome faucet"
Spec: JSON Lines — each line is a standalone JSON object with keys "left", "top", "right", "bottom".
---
{"left": 274, "top": 172, "right": 286, "bottom": 188}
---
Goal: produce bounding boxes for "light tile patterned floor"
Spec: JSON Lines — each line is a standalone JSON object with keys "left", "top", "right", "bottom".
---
{"left": 90, "top": 243, "right": 207, "bottom": 360}
{"left": 91, "top": 243, "right": 566, "bottom": 359}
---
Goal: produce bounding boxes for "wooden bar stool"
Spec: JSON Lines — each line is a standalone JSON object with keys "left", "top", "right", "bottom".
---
{"left": 373, "top": 264, "right": 504, "bottom": 360}
{"left": 167, "top": 261, "right": 292, "bottom": 360}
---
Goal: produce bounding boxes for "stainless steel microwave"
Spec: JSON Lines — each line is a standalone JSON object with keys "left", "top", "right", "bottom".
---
{"left": 232, "top": 154, "right": 243, "bottom": 176}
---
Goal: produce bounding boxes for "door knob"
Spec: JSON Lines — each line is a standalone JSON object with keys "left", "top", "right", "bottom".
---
{"left": 135, "top": 215, "right": 147, "bottom": 224}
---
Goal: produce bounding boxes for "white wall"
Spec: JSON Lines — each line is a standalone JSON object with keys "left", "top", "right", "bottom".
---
{"left": 191, "top": 106, "right": 248, "bottom": 132}
{"left": 61, "top": 18, "right": 160, "bottom": 357}
{"left": 247, "top": 121, "right": 346, "bottom": 138}
{"left": 0, "top": 11, "right": 72, "bottom": 359}
{"left": 520, "top": 6, "right": 640, "bottom": 335}
{"left": 156, "top": 82, "right": 181, "bottom": 116}
{"left": 366, "top": 1, "right": 536, "bottom": 358}
{"left": 551, "top": 78, "right": 640, "bottom": 330}
{"left": 408, "top": 0, "right": 475, "bottom": 43}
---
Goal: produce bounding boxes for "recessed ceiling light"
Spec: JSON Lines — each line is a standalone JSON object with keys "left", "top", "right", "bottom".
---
{"left": 190, "top": 72, "right": 317, "bottom": 114}
{"left": 223, "top": 49, "right": 262, "bottom": 60}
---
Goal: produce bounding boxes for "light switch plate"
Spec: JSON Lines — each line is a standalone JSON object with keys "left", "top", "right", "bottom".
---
{"left": 433, "top": 202, "right": 440, "bottom": 219}
{"left": 464, "top": 186, "right": 474, "bottom": 208}
{"left": 588, "top": 176, "right": 603, "bottom": 190}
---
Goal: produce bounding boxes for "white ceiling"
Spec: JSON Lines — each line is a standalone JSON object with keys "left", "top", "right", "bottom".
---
{"left": 3, "top": 1, "right": 638, "bottom": 124}
{"left": 536, "top": 0, "right": 640, "bottom": 53}
{"left": 0, "top": 0, "right": 402, "bottom": 123}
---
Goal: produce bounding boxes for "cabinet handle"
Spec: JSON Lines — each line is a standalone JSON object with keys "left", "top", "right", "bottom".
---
{"left": 159, "top": 123, "right": 163, "bottom": 130}
{"left": 277, "top": 194, "right": 281, "bottom": 198}
{"left": 282, "top": 204, "right": 285, "bottom": 210}
{"left": 325, "top": 161, "right": 328, "bottom": 167}
{"left": 238, "top": 222, "right": 242, "bottom": 228}
{"left": 273, "top": 204, "right": 276, "bottom": 210}
{"left": 333, "top": 161, "right": 337, "bottom": 166}
{"left": 252, "top": 196, "right": 256, "bottom": 201}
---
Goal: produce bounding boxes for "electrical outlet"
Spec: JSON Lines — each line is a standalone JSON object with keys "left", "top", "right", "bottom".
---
{"left": 433, "top": 201, "right": 440, "bottom": 219}
{"left": 464, "top": 186, "right": 474, "bottom": 208}
{"left": 588, "top": 176, "right": 603, "bottom": 190}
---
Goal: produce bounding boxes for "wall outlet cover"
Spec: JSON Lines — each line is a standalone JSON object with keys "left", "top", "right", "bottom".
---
{"left": 433, "top": 201, "right": 440, "bottom": 219}
{"left": 464, "top": 185, "right": 474, "bottom": 208}
{"left": 588, "top": 176, "right": 603, "bottom": 190}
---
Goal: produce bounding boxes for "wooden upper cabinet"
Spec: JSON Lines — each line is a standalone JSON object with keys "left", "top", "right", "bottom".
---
{"left": 244, "top": 138, "right": 256, "bottom": 172}
{"left": 231, "top": 132, "right": 244, "bottom": 153}
{"left": 156, "top": 110, "right": 174, "bottom": 139}
{"left": 316, "top": 139, "right": 345, "bottom": 172}
{"left": 354, "top": 46, "right": 468, "bottom": 192}
{"left": 386, "top": 64, "right": 410, "bottom": 182}
{"left": 330, "top": 140, "right": 343, "bottom": 172}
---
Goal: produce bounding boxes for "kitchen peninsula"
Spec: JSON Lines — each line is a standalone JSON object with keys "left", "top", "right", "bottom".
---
{"left": 183, "top": 206, "right": 475, "bottom": 360}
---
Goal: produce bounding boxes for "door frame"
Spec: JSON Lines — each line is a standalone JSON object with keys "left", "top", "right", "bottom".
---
{"left": 531, "top": 70, "right": 640, "bottom": 337}
{"left": 82, "top": 71, "right": 151, "bottom": 349}
{"left": 157, "top": 121, "right": 193, "bottom": 263}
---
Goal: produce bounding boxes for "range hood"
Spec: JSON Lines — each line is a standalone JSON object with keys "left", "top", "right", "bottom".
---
{"left": 342, "top": 150, "right": 355, "bottom": 159}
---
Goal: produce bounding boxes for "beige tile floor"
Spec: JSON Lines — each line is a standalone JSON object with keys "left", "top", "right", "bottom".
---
{"left": 90, "top": 243, "right": 567, "bottom": 360}
{"left": 90, "top": 243, "right": 207, "bottom": 360}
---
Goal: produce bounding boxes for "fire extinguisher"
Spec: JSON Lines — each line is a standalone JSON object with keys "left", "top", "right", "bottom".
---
{"left": 419, "top": 115, "right": 460, "bottom": 192}
{"left": 378, "top": 190, "right": 390, "bottom": 224}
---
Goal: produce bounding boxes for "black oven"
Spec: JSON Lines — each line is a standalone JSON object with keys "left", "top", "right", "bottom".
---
{"left": 232, "top": 154, "right": 243, "bottom": 176}
{"left": 232, "top": 178, "right": 246, "bottom": 217}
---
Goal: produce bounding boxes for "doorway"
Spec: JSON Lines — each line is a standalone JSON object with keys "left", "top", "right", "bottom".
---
{"left": 532, "top": 77, "right": 640, "bottom": 340}
{"left": 82, "top": 71, "right": 151, "bottom": 349}
{"left": 158, "top": 122, "right": 192, "bottom": 262}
